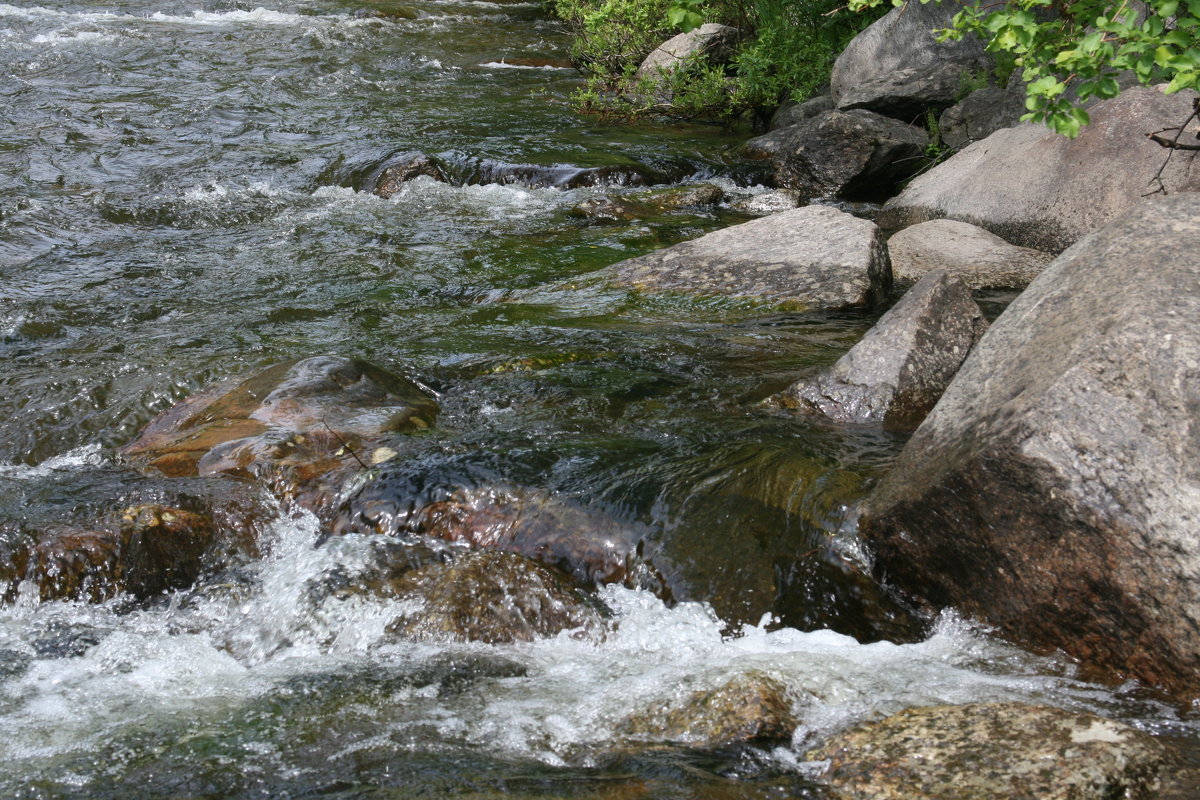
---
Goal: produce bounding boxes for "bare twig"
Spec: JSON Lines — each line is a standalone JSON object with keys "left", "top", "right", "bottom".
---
{"left": 320, "top": 418, "right": 369, "bottom": 469}
{"left": 1144, "top": 98, "right": 1200, "bottom": 196}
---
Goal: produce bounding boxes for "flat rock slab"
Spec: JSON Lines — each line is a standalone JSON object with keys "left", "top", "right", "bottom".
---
{"left": 807, "top": 703, "right": 1167, "bottom": 800}
{"left": 860, "top": 194, "right": 1200, "bottom": 698}
{"left": 777, "top": 269, "right": 986, "bottom": 429}
{"left": 610, "top": 205, "right": 891, "bottom": 309}
{"left": 888, "top": 218, "right": 1054, "bottom": 289}
{"left": 879, "top": 86, "right": 1200, "bottom": 253}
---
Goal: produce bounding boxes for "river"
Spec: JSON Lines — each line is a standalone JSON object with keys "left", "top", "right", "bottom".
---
{"left": 0, "top": 1, "right": 1196, "bottom": 797}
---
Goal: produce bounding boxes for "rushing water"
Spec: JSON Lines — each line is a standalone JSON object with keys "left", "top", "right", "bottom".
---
{"left": 1, "top": 1, "right": 1197, "bottom": 797}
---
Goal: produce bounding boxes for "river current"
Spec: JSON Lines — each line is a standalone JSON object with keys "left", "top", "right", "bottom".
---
{"left": 0, "top": 1, "right": 1197, "bottom": 797}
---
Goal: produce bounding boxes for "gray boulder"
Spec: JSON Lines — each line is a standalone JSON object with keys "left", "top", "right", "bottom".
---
{"left": 831, "top": 1, "right": 990, "bottom": 121}
{"left": 807, "top": 703, "right": 1168, "bottom": 800}
{"left": 741, "top": 109, "right": 928, "bottom": 199}
{"left": 888, "top": 219, "right": 1054, "bottom": 289}
{"left": 879, "top": 85, "right": 1200, "bottom": 253}
{"left": 769, "top": 94, "right": 833, "bottom": 131}
{"left": 610, "top": 205, "right": 891, "bottom": 309}
{"left": 938, "top": 84, "right": 1026, "bottom": 150}
{"left": 634, "top": 23, "right": 739, "bottom": 82}
{"left": 859, "top": 193, "right": 1200, "bottom": 698}
{"left": 775, "top": 270, "right": 986, "bottom": 429}
{"left": 729, "top": 188, "right": 802, "bottom": 215}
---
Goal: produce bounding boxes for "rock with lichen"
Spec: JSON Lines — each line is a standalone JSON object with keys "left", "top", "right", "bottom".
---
{"left": 806, "top": 703, "right": 1168, "bottom": 800}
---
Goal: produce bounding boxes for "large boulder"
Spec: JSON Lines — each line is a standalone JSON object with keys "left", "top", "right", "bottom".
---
{"left": 878, "top": 85, "right": 1200, "bottom": 253}
{"left": 610, "top": 205, "right": 891, "bottom": 309}
{"left": 887, "top": 219, "right": 1054, "bottom": 289}
{"left": 773, "top": 270, "right": 987, "bottom": 429}
{"left": 634, "top": 23, "right": 739, "bottom": 82}
{"left": 859, "top": 194, "right": 1200, "bottom": 698}
{"left": 120, "top": 356, "right": 438, "bottom": 512}
{"left": 807, "top": 703, "right": 1168, "bottom": 800}
{"left": 741, "top": 109, "right": 928, "bottom": 200}
{"left": 830, "top": 0, "right": 990, "bottom": 121}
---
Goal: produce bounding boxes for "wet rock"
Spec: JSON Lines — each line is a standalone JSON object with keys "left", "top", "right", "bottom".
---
{"left": 938, "top": 84, "right": 1026, "bottom": 150}
{"left": 859, "top": 194, "right": 1200, "bottom": 698}
{"left": 120, "top": 356, "right": 438, "bottom": 512}
{"left": 728, "top": 188, "right": 801, "bottom": 215}
{"left": 879, "top": 86, "right": 1200, "bottom": 253}
{"left": 610, "top": 205, "right": 891, "bottom": 309}
{"left": 384, "top": 550, "right": 607, "bottom": 644}
{"left": 635, "top": 182, "right": 725, "bottom": 210}
{"left": 369, "top": 152, "right": 447, "bottom": 198}
{"left": 807, "top": 703, "right": 1168, "bottom": 800}
{"left": 572, "top": 184, "right": 724, "bottom": 224}
{"left": 332, "top": 471, "right": 662, "bottom": 594}
{"left": 887, "top": 219, "right": 1054, "bottom": 290}
{"left": 570, "top": 195, "right": 650, "bottom": 223}
{"left": 634, "top": 23, "right": 740, "bottom": 83}
{"left": 769, "top": 95, "right": 833, "bottom": 131}
{"left": 2, "top": 505, "right": 227, "bottom": 603}
{"left": 465, "top": 159, "right": 661, "bottom": 189}
{"left": 773, "top": 270, "right": 987, "bottom": 430}
{"left": 741, "top": 110, "right": 927, "bottom": 200}
{"left": 621, "top": 671, "right": 798, "bottom": 747}
{"left": 830, "top": 0, "right": 990, "bottom": 121}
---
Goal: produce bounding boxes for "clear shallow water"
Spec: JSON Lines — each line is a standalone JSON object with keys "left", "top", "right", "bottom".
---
{"left": 1, "top": 1, "right": 1197, "bottom": 797}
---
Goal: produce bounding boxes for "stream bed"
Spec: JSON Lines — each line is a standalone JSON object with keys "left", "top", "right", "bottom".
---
{"left": 1, "top": 1, "right": 1198, "bottom": 797}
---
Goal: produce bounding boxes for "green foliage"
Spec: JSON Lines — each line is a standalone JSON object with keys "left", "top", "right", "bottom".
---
{"left": 548, "top": 0, "right": 887, "bottom": 121}
{"left": 849, "top": 0, "right": 1200, "bottom": 137}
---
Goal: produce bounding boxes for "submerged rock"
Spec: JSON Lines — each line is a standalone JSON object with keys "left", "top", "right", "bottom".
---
{"left": 384, "top": 550, "right": 607, "bottom": 644}
{"left": 830, "top": 0, "right": 990, "bottom": 121}
{"left": 741, "top": 109, "right": 928, "bottom": 200}
{"left": 332, "top": 470, "right": 664, "bottom": 595}
{"left": 610, "top": 205, "right": 891, "bottom": 309}
{"left": 860, "top": 194, "right": 1200, "bottom": 697}
{"left": 621, "top": 671, "right": 798, "bottom": 747}
{"left": 570, "top": 184, "right": 724, "bottom": 224}
{"left": 807, "top": 703, "right": 1168, "bottom": 800}
{"left": 774, "top": 270, "right": 987, "bottom": 429}
{"left": 370, "top": 152, "right": 448, "bottom": 198}
{"left": 887, "top": 219, "right": 1054, "bottom": 289}
{"left": 120, "top": 356, "right": 438, "bottom": 512}
{"left": 879, "top": 86, "right": 1200, "bottom": 253}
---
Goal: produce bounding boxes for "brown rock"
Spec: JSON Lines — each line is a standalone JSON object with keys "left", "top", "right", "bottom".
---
{"left": 121, "top": 356, "right": 438, "bottom": 512}
{"left": 807, "top": 703, "right": 1168, "bottom": 800}
{"left": 384, "top": 550, "right": 607, "bottom": 644}
{"left": 621, "top": 671, "right": 798, "bottom": 747}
